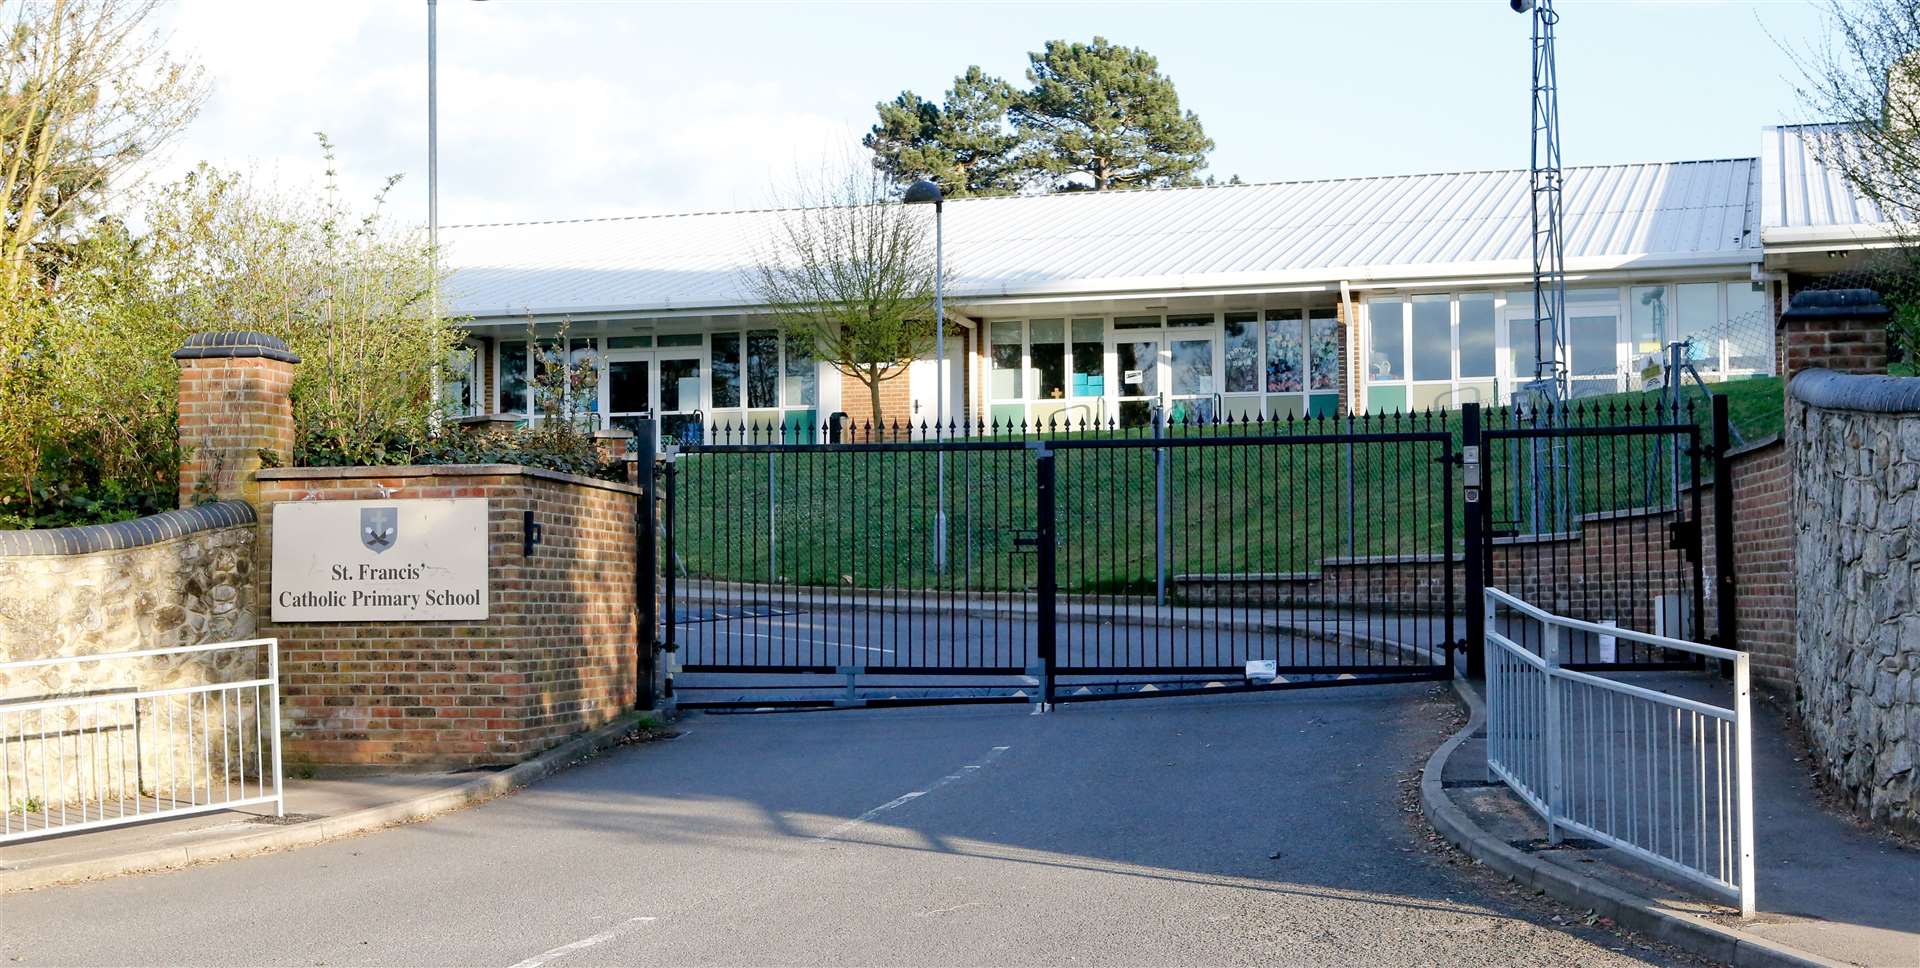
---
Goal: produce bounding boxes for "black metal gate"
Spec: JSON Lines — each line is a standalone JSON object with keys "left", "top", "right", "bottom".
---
{"left": 1461, "top": 394, "right": 1736, "bottom": 675}
{"left": 656, "top": 414, "right": 1460, "bottom": 710}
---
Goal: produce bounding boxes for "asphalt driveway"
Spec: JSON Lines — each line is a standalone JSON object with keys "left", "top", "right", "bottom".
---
{"left": 1, "top": 684, "right": 1704, "bottom": 966}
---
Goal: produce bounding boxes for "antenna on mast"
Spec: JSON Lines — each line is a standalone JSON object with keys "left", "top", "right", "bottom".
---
{"left": 1512, "top": 0, "right": 1567, "bottom": 402}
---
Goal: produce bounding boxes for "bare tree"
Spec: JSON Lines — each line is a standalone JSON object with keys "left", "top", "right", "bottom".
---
{"left": 0, "top": 0, "right": 206, "bottom": 298}
{"left": 748, "top": 166, "right": 939, "bottom": 430}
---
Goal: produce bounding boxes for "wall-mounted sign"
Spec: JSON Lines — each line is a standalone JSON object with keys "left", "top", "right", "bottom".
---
{"left": 272, "top": 498, "right": 489, "bottom": 622}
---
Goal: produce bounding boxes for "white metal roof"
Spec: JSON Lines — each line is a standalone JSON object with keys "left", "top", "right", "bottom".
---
{"left": 1760, "top": 123, "right": 1898, "bottom": 245}
{"left": 444, "top": 157, "right": 1762, "bottom": 321}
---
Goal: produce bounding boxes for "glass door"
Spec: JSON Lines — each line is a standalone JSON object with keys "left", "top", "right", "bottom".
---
{"left": 1108, "top": 333, "right": 1160, "bottom": 430}
{"left": 657, "top": 351, "right": 704, "bottom": 445}
{"left": 1167, "top": 333, "right": 1217, "bottom": 424}
{"left": 604, "top": 352, "right": 651, "bottom": 452}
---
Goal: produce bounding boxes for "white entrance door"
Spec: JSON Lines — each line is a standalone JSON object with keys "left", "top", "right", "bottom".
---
{"left": 1108, "top": 332, "right": 1162, "bottom": 430}
{"left": 908, "top": 342, "right": 965, "bottom": 438}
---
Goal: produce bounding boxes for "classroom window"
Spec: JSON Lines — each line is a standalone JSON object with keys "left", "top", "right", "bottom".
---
{"left": 1266, "top": 310, "right": 1304, "bottom": 392}
{"left": 1224, "top": 311, "right": 1259, "bottom": 393}
{"left": 783, "top": 333, "right": 817, "bottom": 406}
{"left": 990, "top": 321, "right": 1022, "bottom": 399}
{"left": 1410, "top": 294, "right": 1452, "bottom": 381}
{"left": 1368, "top": 299, "right": 1405, "bottom": 382}
{"left": 747, "top": 329, "right": 780, "bottom": 408}
{"left": 710, "top": 332, "right": 742, "bottom": 408}
{"left": 1070, "top": 318, "right": 1104, "bottom": 397}
{"left": 1725, "top": 283, "right": 1771, "bottom": 372}
{"left": 498, "top": 340, "right": 529, "bottom": 414}
{"left": 1459, "top": 294, "right": 1496, "bottom": 379}
{"left": 1030, "top": 318, "right": 1067, "bottom": 400}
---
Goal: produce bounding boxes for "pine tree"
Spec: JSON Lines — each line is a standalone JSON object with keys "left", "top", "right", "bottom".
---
{"left": 1012, "top": 37, "right": 1214, "bottom": 191}
{"left": 863, "top": 67, "right": 1020, "bottom": 197}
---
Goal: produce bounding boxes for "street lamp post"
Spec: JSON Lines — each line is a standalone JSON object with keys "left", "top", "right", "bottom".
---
{"left": 904, "top": 179, "right": 948, "bottom": 573}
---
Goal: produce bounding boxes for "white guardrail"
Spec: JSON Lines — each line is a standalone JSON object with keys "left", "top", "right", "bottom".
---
{"left": 1483, "top": 588, "right": 1755, "bottom": 917}
{"left": 1, "top": 639, "right": 283, "bottom": 844}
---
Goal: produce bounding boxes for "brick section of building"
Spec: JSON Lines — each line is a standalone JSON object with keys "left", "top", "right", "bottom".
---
{"left": 172, "top": 333, "right": 299, "bottom": 508}
{"left": 255, "top": 465, "right": 642, "bottom": 772}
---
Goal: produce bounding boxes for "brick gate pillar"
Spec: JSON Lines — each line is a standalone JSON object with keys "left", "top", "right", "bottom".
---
{"left": 172, "top": 332, "right": 301, "bottom": 508}
{"left": 1777, "top": 288, "right": 1891, "bottom": 379}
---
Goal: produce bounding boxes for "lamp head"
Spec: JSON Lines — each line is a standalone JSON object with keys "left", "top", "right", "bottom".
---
{"left": 1510, "top": 0, "right": 1533, "bottom": 10}
{"left": 902, "top": 179, "right": 944, "bottom": 206}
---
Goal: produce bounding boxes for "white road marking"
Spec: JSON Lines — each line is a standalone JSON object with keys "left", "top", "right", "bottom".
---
{"left": 814, "top": 745, "right": 1011, "bottom": 843}
{"left": 506, "top": 915, "right": 657, "bottom": 968}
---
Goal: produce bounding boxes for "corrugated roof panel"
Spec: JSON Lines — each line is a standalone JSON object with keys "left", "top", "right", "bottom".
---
{"left": 445, "top": 157, "right": 1762, "bottom": 318}
{"left": 1761, "top": 123, "right": 1889, "bottom": 231}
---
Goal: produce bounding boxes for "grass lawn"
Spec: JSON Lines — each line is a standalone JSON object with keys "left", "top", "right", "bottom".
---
{"left": 671, "top": 381, "right": 1782, "bottom": 593}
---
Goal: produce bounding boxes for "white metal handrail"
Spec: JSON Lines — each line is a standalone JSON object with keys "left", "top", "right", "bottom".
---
{"left": 1483, "top": 588, "right": 1755, "bottom": 917}
{"left": 1, "top": 638, "right": 283, "bottom": 844}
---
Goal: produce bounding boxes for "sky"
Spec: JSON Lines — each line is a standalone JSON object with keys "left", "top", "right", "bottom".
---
{"left": 149, "top": 0, "right": 1834, "bottom": 229}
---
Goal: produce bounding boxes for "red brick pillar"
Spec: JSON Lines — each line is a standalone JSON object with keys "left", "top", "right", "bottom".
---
{"left": 1777, "top": 288, "right": 1891, "bottom": 378}
{"left": 172, "top": 332, "right": 300, "bottom": 508}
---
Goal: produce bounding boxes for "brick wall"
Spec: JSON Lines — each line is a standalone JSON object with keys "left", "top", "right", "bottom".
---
{"left": 255, "top": 465, "right": 642, "bottom": 772}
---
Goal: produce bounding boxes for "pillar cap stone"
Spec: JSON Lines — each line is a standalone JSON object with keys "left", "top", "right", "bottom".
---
{"left": 1779, "top": 288, "right": 1893, "bottom": 323}
{"left": 172, "top": 331, "right": 301, "bottom": 364}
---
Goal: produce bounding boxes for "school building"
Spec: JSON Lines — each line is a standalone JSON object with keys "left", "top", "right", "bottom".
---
{"left": 438, "top": 124, "right": 1894, "bottom": 445}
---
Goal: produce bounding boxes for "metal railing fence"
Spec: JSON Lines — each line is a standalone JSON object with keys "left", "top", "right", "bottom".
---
{"left": 1484, "top": 587, "right": 1754, "bottom": 916}
{"left": 1, "top": 639, "right": 283, "bottom": 843}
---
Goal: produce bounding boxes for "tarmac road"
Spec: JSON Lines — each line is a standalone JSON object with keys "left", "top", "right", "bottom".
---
{"left": 1, "top": 684, "right": 1707, "bottom": 967}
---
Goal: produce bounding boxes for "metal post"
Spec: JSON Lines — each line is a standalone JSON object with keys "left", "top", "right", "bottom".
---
{"left": 1034, "top": 444, "right": 1058, "bottom": 709}
{"left": 933, "top": 199, "right": 949, "bottom": 574}
{"left": 1462, "top": 403, "right": 1486, "bottom": 679}
{"left": 1733, "top": 652, "right": 1756, "bottom": 918}
{"left": 1543, "top": 620, "right": 1563, "bottom": 845}
{"left": 1153, "top": 402, "right": 1168, "bottom": 605}
{"left": 425, "top": 0, "right": 442, "bottom": 421}
{"left": 1711, "top": 394, "right": 1738, "bottom": 674}
{"left": 636, "top": 418, "right": 659, "bottom": 711}
{"left": 760, "top": 453, "right": 768, "bottom": 583}
{"left": 267, "top": 640, "right": 284, "bottom": 818}
{"left": 663, "top": 458, "right": 678, "bottom": 663}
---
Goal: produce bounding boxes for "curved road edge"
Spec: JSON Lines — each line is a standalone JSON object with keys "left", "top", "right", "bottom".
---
{"left": 1419, "top": 680, "right": 1837, "bottom": 968}
{"left": 0, "top": 711, "right": 667, "bottom": 895}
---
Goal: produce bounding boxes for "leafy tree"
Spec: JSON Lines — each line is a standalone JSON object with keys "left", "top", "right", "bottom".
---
{"left": 864, "top": 66, "right": 1021, "bottom": 197}
{"left": 0, "top": 0, "right": 206, "bottom": 299}
{"left": 748, "top": 166, "right": 939, "bottom": 428}
{"left": 1012, "top": 37, "right": 1214, "bottom": 191}
{"left": 146, "top": 136, "right": 461, "bottom": 468}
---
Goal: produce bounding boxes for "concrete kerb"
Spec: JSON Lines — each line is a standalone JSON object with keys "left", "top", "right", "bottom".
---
{"left": 1418, "top": 679, "right": 1840, "bottom": 968}
{"left": 0, "top": 710, "right": 666, "bottom": 894}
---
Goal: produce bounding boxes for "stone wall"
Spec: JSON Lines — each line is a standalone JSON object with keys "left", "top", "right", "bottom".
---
{"left": 255, "top": 465, "right": 643, "bottom": 772}
{"left": 0, "top": 503, "right": 262, "bottom": 813}
{"left": 1788, "top": 369, "right": 1920, "bottom": 836}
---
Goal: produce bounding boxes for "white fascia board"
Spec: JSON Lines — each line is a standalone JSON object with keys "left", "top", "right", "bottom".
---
{"left": 458, "top": 251, "right": 1758, "bottom": 325}
{"left": 1759, "top": 223, "right": 1904, "bottom": 248}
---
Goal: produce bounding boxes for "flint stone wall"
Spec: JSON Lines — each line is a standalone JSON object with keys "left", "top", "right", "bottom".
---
{"left": 0, "top": 503, "right": 261, "bottom": 814}
{"left": 1789, "top": 370, "right": 1920, "bottom": 836}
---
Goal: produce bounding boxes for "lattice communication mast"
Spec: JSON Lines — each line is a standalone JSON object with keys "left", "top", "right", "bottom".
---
{"left": 1514, "top": 0, "right": 1567, "bottom": 402}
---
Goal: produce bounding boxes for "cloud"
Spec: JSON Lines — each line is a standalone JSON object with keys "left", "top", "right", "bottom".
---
{"left": 144, "top": 1, "right": 860, "bottom": 229}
